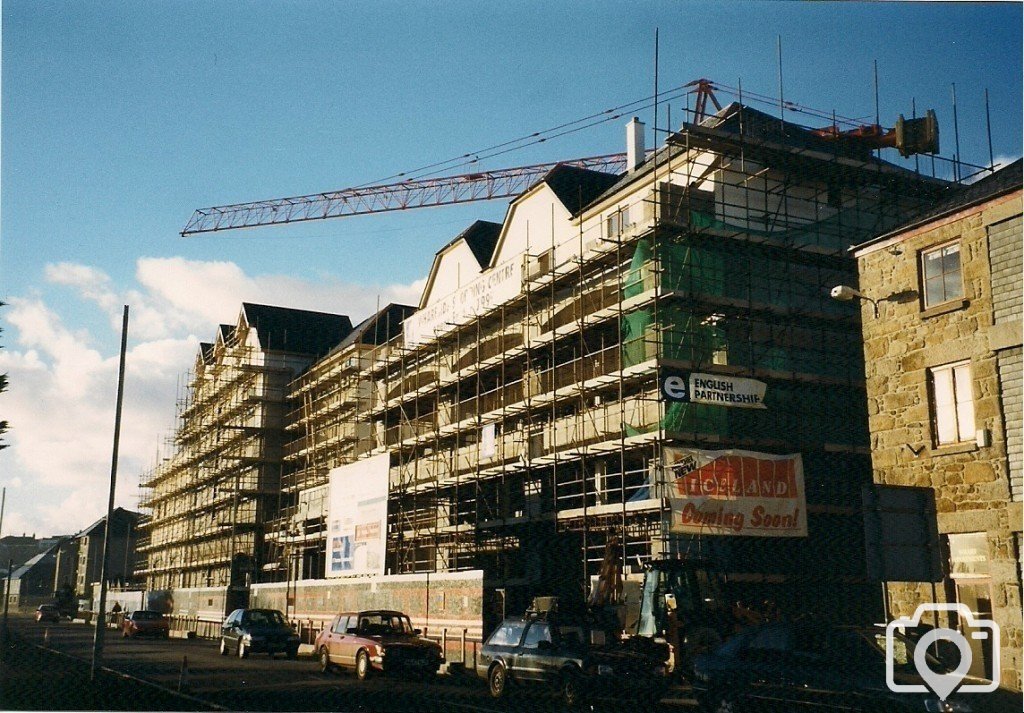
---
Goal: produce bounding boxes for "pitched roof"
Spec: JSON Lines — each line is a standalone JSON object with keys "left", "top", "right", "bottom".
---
{"left": 71, "top": 507, "right": 141, "bottom": 539}
{"left": 332, "top": 303, "right": 416, "bottom": 353}
{"left": 588, "top": 101, "right": 946, "bottom": 212}
{"left": 199, "top": 342, "right": 215, "bottom": 365}
{"left": 461, "top": 221, "right": 502, "bottom": 268}
{"left": 543, "top": 164, "right": 621, "bottom": 215}
{"left": 240, "top": 303, "right": 352, "bottom": 357}
{"left": 854, "top": 158, "right": 1023, "bottom": 250}
{"left": 11, "top": 548, "right": 57, "bottom": 580}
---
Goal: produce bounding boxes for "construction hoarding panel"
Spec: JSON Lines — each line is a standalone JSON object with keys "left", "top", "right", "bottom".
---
{"left": 326, "top": 453, "right": 389, "bottom": 577}
{"left": 665, "top": 447, "right": 807, "bottom": 538}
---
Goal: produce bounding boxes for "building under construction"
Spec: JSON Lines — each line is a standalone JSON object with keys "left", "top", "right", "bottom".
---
{"left": 265, "top": 304, "right": 413, "bottom": 586}
{"left": 339, "top": 103, "right": 950, "bottom": 623}
{"left": 141, "top": 95, "right": 953, "bottom": 629}
{"left": 138, "top": 304, "right": 351, "bottom": 604}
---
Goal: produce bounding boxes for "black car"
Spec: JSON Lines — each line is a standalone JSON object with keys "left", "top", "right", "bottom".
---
{"left": 35, "top": 604, "right": 61, "bottom": 623}
{"left": 477, "top": 611, "right": 668, "bottom": 707}
{"left": 692, "top": 621, "right": 1019, "bottom": 712}
{"left": 219, "top": 608, "right": 300, "bottom": 659}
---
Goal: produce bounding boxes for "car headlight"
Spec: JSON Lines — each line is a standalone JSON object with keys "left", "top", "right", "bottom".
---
{"left": 924, "top": 699, "right": 972, "bottom": 713}
{"left": 242, "top": 634, "right": 252, "bottom": 643}
{"left": 597, "top": 664, "right": 614, "bottom": 676}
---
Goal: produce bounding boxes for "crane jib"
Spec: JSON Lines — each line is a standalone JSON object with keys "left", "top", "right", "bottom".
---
{"left": 180, "top": 154, "right": 628, "bottom": 236}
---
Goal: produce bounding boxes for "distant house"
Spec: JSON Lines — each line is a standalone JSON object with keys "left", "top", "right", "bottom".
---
{"left": 0, "top": 534, "right": 64, "bottom": 570}
{"left": 7, "top": 547, "right": 59, "bottom": 608}
{"left": 52, "top": 507, "right": 141, "bottom": 601}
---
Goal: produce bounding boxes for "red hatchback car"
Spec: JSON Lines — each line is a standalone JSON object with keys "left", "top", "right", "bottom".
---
{"left": 315, "top": 610, "right": 444, "bottom": 680}
{"left": 121, "top": 610, "right": 170, "bottom": 639}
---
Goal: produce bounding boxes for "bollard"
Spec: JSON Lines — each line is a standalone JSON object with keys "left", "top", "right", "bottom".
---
{"left": 442, "top": 628, "right": 447, "bottom": 662}
{"left": 461, "top": 628, "right": 467, "bottom": 664}
{"left": 178, "top": 655, "right": 190, "bottom": 693}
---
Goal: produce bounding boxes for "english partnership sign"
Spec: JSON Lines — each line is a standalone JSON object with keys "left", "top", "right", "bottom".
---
{"left": 665, "top": 447, "right": 806, "bottom": 537}
{"left": 660, "top": 369, "right": 767, "bottom": 409}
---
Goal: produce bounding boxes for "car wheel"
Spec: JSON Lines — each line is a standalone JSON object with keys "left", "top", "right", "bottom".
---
{"left": 561, "top": 669, "right": 585, "bottom": 709}
{"left": 219, "top": 639, "right": 228, "bottom": 656}
{"left": 237, "top": 641, "right": 249, "bottom": 659}
{"left": 487, "top": 663, "right": 507, "bottom": 699}
{"left": 356, "top": 650, "right": 371, "bottom": 681}
{"left": 318, "top": 647, "right": 332, "bottom": 673}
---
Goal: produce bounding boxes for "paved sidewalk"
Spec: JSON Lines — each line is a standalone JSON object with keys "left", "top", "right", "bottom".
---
{"left": 0, "top": 628, "right": 216, "bottom": 711}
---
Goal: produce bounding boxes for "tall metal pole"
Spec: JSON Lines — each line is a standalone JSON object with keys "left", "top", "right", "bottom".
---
{"left": 984, "top": 88, "right": 995, "bottom": 172}
{"left": 951, "top": 84, "right": 962, "bottom": 183}
{"left": 3, "top": 559, "right": 12, "bottom": 636}
{"left": 91, "top": 305, "right": 129, "bottom": 681}
{"left": 0, "top": 487, "right": 7, "bottom": 542}
{"left": 777, "top": 36, "right": 785, "bottom": 131}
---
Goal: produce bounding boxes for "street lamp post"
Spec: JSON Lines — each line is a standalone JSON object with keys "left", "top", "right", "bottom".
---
{"left": 830, "top": 285, "right": 879, "bottom": 317}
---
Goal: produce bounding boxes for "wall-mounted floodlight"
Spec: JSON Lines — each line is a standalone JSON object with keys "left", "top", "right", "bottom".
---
{"left": 830, "top": 285, "right": 879, "bottom": 317}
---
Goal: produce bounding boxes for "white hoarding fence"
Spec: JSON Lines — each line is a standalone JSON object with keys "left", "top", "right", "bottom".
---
{"left": 326, "top": 453, "right": 390, "bottom": 577}
{"left": 664, "top": 447, "right": 806, "bottom": 538}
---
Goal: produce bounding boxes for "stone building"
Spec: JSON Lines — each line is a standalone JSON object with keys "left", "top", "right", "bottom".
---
{"left": 850, "top": 160, "right": 1022, "bottom": 688}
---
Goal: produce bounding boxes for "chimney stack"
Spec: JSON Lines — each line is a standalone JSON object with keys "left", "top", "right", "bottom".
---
{"left": 626, "top": 117, "right": 645, "bottom": 172}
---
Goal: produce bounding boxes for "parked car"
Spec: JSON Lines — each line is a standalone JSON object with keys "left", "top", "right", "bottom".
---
{"left": 477, "top": 610, "right": 669, "bottom": 708}
{"left": 219, "top": 608, "right": 299, "bottom": 659}
{"left": 692, "top": 620, "right": 1020, "bottom": 712}
{"left": 314, "top": 610, "right": 444, "bottom": 680}
{"left": 35, "top": 604, "right": 61, "bottom": 623}
{"left": 121, "top": 610, "right": 170, "bottom": 639}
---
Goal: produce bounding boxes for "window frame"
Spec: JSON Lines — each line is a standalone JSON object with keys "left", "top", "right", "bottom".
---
{"left": 928, "top": 360, "right": 976, "bottom": 447}
{"left": 920, "top": 240, "right": 964, "bottom": 309}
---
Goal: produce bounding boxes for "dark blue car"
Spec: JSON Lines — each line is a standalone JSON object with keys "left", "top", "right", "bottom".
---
{"left": 692, "top": 621, "right": 1018, "bottom": 712}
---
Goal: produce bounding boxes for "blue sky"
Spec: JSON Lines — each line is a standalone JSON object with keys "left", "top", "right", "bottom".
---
{"left": 1, "top": 1, "right": 1021, "bottom": 538}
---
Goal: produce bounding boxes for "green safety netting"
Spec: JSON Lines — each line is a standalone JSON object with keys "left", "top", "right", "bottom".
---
{"left": 617, "top": 233, "right": 864, "bottom": 444}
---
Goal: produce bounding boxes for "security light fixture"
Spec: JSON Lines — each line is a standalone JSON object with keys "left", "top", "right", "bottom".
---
{"left": 830, "top": 285, "right": 879, "bottom": 317}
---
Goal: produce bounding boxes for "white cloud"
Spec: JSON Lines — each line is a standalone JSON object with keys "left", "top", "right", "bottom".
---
{"left": 0, "top": 257, "right": 424, "bottom": 537}
{"left": 963, "top": 154, "right": 1021, "bottom": 183}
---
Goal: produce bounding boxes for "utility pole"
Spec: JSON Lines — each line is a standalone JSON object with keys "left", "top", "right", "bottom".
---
{"left": 3, "top": 559, "right": 12, "bottom": 638}
{"left": 91, "top": 306, "right": 129, "bottom": 681}
{"left": 0, "top": 487, "right": 7, "bottom": 542}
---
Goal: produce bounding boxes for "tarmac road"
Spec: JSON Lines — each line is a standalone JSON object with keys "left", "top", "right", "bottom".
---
{"left": 7, "top": 615, "right": 696, "bottom": 712}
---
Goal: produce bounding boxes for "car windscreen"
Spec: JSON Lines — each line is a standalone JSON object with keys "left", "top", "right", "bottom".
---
{"left": 247, "top": 610, "right": 286, "bottom": 627}
{"left": 132, "top": 611, "right": 164, "bottom": 620}
{"left": 357, "top": 613, "right": 414, "bottom": 635}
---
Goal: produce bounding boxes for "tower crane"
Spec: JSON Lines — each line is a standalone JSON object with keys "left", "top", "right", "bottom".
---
{"left": 179, "top": 79, "right": 937, "bottom": 237}
{"left": 180, "top": 81, "right": 728, "bottom": 237}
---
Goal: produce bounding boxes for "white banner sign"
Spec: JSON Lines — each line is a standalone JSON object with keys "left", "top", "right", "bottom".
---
{"left": 326, "top": 453, "right": 389, "bottom": 577}
{"left": 403, "top": 258, "right": 522, "bottom": 347}
{"left": 688, "top": 373, "right": 767, "bottom": 409}
{"left": 665, "top": 447, "right": 806, "bottom": 538}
